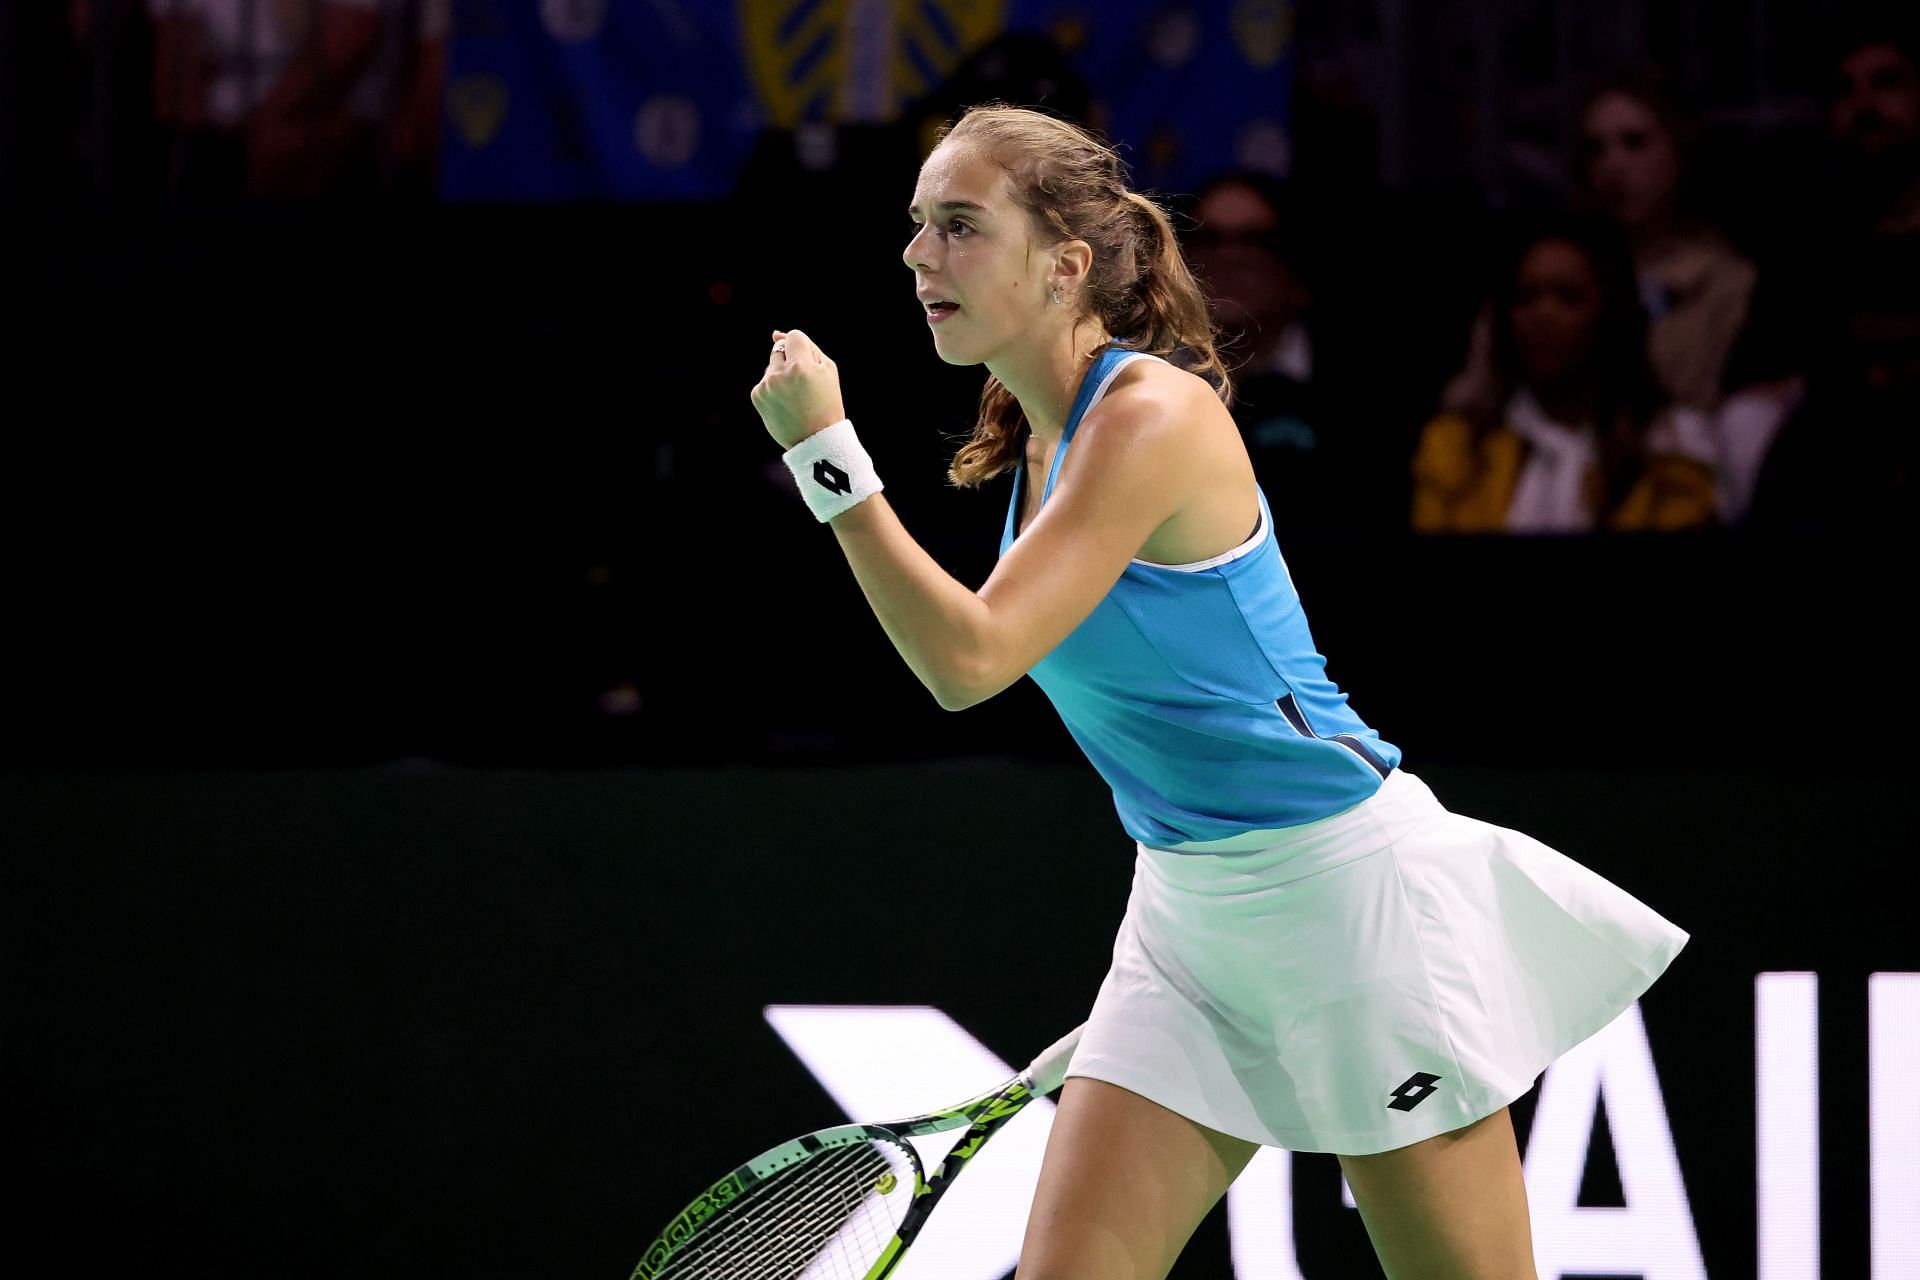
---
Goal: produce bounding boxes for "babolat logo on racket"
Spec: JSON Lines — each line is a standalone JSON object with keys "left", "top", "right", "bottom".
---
{"left": 631, "top": 1017, "right": 1082, "bottom": 1280}
{"left": 813, "top": 459, "right": 851, "bottom": 494}
{"left": 1387, "top": 1071, "right": 1443, "bottom": 1111}
{"left": 634, "top": 1171, "right": 745, "bottom": 1278}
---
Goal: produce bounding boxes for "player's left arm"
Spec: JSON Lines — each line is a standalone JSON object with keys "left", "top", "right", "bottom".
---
{"left": 752, "top": 329, "right": 1198, "bottom": 711}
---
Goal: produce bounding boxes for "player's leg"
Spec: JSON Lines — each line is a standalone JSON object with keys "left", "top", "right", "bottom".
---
{"left": 1014, "top": 1076, "right": 1259, "bottom": 1280}
{"left": 1336, "top": 1105, "right": 1539, "bottom": 1280}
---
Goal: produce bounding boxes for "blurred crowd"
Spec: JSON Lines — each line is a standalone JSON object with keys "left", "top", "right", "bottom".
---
{"left": 28, "top": 2, "right": 1919, "bottom": 546}
{"left": 1190, "top": 20, "right": 1918, "bottom": 542}
{"left": 48, "top": 0, "right": 447, "bottom": 204}
{"left": 11, "top": 2, "right": 1916, "bottom": 758}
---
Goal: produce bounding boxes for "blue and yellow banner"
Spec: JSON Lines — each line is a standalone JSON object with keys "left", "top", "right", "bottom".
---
{"left": 442, "top": 0, "right": 1295, "bottom": 200}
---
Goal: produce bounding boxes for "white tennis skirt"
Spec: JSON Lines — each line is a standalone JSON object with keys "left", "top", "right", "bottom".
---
{"left": 1064, "top": 769, "right": 1689, "bottom": 1155}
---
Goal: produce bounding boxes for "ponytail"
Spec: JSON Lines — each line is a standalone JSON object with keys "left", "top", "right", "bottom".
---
{"left": 939, "top": 106, "right": 1232, "bottom": 489}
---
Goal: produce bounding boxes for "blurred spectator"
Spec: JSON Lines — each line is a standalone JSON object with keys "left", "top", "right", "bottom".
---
{"left": 1744, "top": 241, "right": 1918, "bottom": 537}
{"left": 1412, "top": 215, "right": 1718, "bottom": 534}
{"left": 1825, "top": 11, "right": 1920, "bottom": 236}
{"left": 1443, "top": 72, "right": 1756, "bottom": 420}
{"left": 148, "top": 0, "right": 445, "bottom": 203}
{"left": 1717, "top": 10, "right": 1920, "bottom": 522}
{"left": 1185, "top": 168, "right": 1410, "bottom": 537}
{"left": 1578, "top": 73, "right": 1758, "bottom": 414}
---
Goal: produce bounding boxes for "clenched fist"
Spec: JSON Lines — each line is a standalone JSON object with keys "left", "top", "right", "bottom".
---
{"left": 750, "top": 328, "right": 848, "bottom": 450}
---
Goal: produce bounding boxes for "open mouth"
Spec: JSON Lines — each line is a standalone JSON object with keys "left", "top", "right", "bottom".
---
{"left": 925, "top": 300, "right": 960, "bottom": 314}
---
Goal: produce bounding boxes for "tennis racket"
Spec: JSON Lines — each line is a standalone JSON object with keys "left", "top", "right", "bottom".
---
{"left": 630, "top": 1022, "right": 1084, "bottom": 1280}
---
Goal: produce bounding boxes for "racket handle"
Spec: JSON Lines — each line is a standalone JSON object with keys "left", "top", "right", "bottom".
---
{"left": 1022, "top": 1022, "right": 1086, "bottom": 1096}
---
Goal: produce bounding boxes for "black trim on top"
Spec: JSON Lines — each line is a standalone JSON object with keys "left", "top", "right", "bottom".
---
{"left": 1275, "top": 694, "right": 1392, "bottom": 780}
{"left": 1274, "top": 693, "right": 1312, "bottom": 736}
{"left": 1332, "top": 733, "right": 1393, "bottom": 779}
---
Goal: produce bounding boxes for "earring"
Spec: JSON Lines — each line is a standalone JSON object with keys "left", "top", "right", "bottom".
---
{"left": 1050, "top": 286, "right": 1062, "bottom": 305}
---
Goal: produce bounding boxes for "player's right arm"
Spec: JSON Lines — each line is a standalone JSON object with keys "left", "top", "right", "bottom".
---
{"left": 754, "top": 329, "right": 1207, "bottom": 711}
{"left": 828, "top": 378, "right": 1205, "bottom": 710}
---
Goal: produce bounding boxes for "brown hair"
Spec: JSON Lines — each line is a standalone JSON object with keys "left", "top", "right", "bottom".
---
{"left": 1575, "top": 69, "right": 1706, "bottom": 227}
{"left": 933, "top": 104, "right": 1232, "bottom": 488}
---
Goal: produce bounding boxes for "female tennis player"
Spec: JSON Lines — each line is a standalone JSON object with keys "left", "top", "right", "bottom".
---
{"left": 749, "top": 104, "right": 1688, "bottom": 1280}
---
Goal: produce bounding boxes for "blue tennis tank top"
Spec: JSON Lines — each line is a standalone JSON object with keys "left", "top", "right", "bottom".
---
{"left": 998, "top": 344, "right": 1402, "bottom": 849}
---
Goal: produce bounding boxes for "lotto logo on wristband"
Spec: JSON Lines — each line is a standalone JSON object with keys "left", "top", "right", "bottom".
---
{"left": 814, "top": 460, "right": 851, "bottom": 494}
{"left": 783, "top": 419, "right": 880, "bottom": 521}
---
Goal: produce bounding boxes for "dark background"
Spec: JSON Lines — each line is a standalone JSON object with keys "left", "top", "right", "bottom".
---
{"left": 5, "top": 195, "right": 1906, "bottom": 772}
{"left": 7, "top": 762, "right": 1912, "bottom": 1278}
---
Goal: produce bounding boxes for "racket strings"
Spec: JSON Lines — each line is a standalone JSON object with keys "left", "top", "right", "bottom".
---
{"left": 671, "top": 1142, "right": 900, "bottom": 1279}
{"left": 743, "top": 1142, "right": 902, "bottom": 1280}
{"left": 652, "top": 1137, "right": 916, "bottom": 1279}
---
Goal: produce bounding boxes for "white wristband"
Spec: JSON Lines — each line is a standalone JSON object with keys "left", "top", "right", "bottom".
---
{"left": 782, "top": 418, "right": 883, "bottom": 522}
